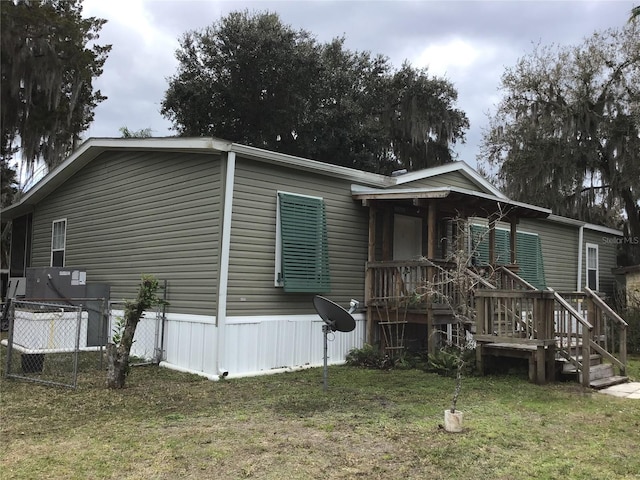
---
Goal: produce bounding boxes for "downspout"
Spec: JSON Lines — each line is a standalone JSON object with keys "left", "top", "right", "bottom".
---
{"left": 577, "top": 225, "right": 584, "bottom": 291}
{"left": 216, "top": 151, "right": 236, "bottom": 378}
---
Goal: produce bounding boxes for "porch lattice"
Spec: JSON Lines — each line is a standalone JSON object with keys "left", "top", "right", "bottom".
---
{"left": 375, "top": 297, "right": 410, "bottom": 358}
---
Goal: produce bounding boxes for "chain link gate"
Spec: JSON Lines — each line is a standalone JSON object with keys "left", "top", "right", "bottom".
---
{"left": 3, "top": 281, "right": 166, "bottom": 387}
{"left": 108, "top": 281, "right": 167, "bottom": 366}
{"left": 3, "top": 300, "right": 95, "bottom": 388}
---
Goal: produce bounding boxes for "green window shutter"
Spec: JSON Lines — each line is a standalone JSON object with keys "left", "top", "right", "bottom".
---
{"left": 278, "top": 193, "right": 331, "bottom": 293}
{"left": 470, "top": 225, "right": 546, "bottom": 289}
{"left": 470, "top": 225, "right": 509, "bottom": 265}
{"left": 515, "top": 232, "right": 546, "bottom": 289}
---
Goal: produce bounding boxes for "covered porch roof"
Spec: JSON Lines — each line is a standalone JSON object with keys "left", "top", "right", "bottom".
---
{"left": 351, "top": 184, "right": 552, "bottom": 219}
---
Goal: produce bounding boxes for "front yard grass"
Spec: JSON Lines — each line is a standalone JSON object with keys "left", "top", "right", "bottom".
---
{"left": 1, "top": 355, "right": 639, "bottom": 479}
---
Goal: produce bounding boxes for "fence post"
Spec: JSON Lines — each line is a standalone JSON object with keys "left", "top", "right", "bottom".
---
{"left": 620, "top": 326, "right": 627, "bottom": 376}
{"left": 5, "top": 299, "right": 15, "bottom": 377}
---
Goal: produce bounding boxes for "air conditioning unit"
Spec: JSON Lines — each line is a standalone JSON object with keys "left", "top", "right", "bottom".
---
{"left": 25, "top": 267, "right": 87, "bottom": 299}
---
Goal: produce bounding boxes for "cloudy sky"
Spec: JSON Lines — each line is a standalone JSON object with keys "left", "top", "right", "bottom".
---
{"left": 80, "top": 0, "right": 634, "bottom": 168}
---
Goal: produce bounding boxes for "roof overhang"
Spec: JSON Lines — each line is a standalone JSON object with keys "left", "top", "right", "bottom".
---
{"left": 351, "top": 184, "right": 551, "bottom": 219}
{"left": 546, "top": 214, "right": 624, "bottom": 236}
{"left": 391, "top": 160, "right": 508, "bottom": 199}
{"left": 1, "top": 137, "right": 390, "bottom": 220}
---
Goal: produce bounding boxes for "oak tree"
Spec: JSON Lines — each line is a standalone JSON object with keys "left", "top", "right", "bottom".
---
{"left": 480, "top": 23, "right": 640, "bottom": 264}
{"left": 162, "top": 10, "right": 468, "bottom": 174}
{"left": 1, "top": 0, "right": 110, "bottom": 172}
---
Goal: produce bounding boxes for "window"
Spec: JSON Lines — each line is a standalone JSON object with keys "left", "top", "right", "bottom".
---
{"left": 275, "top": 192, "right": 331, "bottom": 293}
{"left": 51, "top": 219, "right": 66, "bottom": 267}
{"left": 470, "top": 224, "right": 546, "bottom": 289}
{"left": 586, "top": 243, "right": 599, "bottom": 291}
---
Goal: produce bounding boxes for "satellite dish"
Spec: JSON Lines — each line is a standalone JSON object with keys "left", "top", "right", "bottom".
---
{"left": 312, "top": 296, "right": 356, "bottom": 333}
{"left": 313, "top": 295, "right": 358, "bottom": 391}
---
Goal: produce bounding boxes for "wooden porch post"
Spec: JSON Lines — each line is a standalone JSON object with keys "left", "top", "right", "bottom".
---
{"left": 382, "top": 206, "right": 393, "bottom": 261}
{"left": 427, "top": 201, "right": 437, "bottom": 354}
{"left": 365, "top": 204, "right": 377, "bottom": 345}
{"left": 488, "top": 215, "right": 497, "bottom": 266}
{"left": 427, "top": 201, "right": 437, "bottom": 259}
{"left": 510, "top": 217, "right": 518, "bottom": 265}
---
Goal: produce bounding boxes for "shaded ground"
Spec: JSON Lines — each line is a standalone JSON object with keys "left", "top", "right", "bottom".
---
{"left": 1, "top": 355, "right": 639, "bottom": 479}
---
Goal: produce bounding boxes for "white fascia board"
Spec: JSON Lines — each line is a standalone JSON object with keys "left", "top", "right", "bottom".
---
{"left": 547, "top": 214, "right": 623, "bottom": 236}
{"left": 392, "top": 160, "right": 508, "bottom": 199}
{"left": 230, "top": 143, "right": 390, "bottom": 187}
{"left": 1, "top": 137, "right": 233, "bottom": 219}
{"left": 351, "top": 184, "right": 450, "bottom": 198}
{"left": 582, "top": 223, "right": 624, "bottom": 236}
{"left": 447, "top": 186, "right": 551, "bottom": 215}
{"left": 84, "top": 136, "right": 233, "bottom": 152}
{"left": 351, "top": 184, "right": 551, "bottom": 217}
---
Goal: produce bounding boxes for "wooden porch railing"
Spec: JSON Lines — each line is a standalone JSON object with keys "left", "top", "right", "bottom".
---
{"left": 549, "top": 290, "right": 594, "bottom": 387}
{"left": 474, "top": 289, "right": 555, "bottom": 342}
{"left": 365, "top": 259, "right": 462, "bottom": 353}
{"left": 474, "top": 289, "right": 556, "bottom": 383}
{"left": 496, "top": 265, "right": 537, "bottom": 290}
{"left": 553, "top": 288, "right": 628, "bottom": 386}
{"left": 365, "top": 259, "right": 458, "bottom": 307}
{"left": 366, "top": 261, "right": 628, "bottom": 386}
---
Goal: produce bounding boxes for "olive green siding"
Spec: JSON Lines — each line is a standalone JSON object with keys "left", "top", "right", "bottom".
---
{"left": 395, "top": 170, "right": 481, "bottom": 191}
{"left": 30, "top": 151, "right": 222, "bottom": 315}
{"left": 517, "top": 219, "right": 579, "bottom": 292}
{"left": 583, "top": 229, "right": 618, "bottom": 298}
{"left": 227, "top": 157, "right": 369, "bottom": 316}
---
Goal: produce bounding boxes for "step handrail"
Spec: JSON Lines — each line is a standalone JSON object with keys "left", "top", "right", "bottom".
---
{"left": 583, "top": 287, "right": 628, "bottom": 327}
{"left": 548, "top": 288, "right": 593, "bottom": 331}
{"left": 464, "top": 268, "right": 497, "bottom": 290}
{"left": 549, "top": 287, "right": 594, "bottom": 387}
{"left": 497, "top": 265, "right": 537, "bottom": 290}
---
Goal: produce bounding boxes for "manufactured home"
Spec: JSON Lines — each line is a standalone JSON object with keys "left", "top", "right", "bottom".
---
{"left": 1, "top": 138, "right": 628, "bottom": 385}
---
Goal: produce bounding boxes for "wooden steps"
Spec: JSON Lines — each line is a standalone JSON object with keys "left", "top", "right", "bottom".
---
{"left": 589, "top": 375, "right": 629, "bottom": 389}
{"left": 560, "top": 357, "right": 629, "bottom": 389}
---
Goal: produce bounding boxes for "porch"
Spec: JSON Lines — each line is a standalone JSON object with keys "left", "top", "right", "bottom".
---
{"left": 364, "top": 258, "right": 628, "bottom": 385}
{"left": 352, "top": 182, "right": 628, "bottom": 386}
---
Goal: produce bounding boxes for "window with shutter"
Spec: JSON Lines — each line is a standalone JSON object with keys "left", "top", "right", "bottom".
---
{"left": 275, "top": 192, "right": 331, "bottom": 293}
{"left": 470, "top": 224, "right": 546, "bottom": 289}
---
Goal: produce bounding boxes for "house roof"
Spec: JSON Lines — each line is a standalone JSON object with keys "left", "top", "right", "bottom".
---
{"left": 0, "top": 137, "right": 625, "bottom": 236}
{"left": 1, "top": 136, "right": 390, "bottom": 220}
{"left": 389, "top": 161, "right": 507, "bottom": 199}
{"left": 350, "top": 184, "right": 551, "bottom": 219}
{"left": 546, "top": 214, "right": 623, "bottom": 236}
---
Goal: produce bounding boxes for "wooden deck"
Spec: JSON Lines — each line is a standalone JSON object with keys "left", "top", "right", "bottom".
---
{"left": 366, "top": 260, "right": 628, "bottom": 387}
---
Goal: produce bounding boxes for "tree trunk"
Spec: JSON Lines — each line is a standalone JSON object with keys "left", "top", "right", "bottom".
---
{"left": 105, "top": 275, "right": 161, "bottom": 389}
{"left": 105, "top": 317, "right": 140, "bottom": 389}
{"left": 620, "top": 187, "right": 640, "bottom": 264}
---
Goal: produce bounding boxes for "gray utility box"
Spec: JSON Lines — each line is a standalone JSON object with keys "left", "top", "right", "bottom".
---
{"left": 26, "top": 267, "right": 88, "bottom": 299}
{"left": 24, "top": 267, "right": 110, "bottom": 347}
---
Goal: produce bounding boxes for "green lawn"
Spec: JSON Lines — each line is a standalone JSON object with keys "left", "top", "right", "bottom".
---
{"left": 1, "top": 355, "right": 639, "bottom": 480}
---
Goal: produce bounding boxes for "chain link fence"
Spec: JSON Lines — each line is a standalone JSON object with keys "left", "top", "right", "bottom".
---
{"left": 3, "top": 299, "right": 108, "bottom": 388}
{"left": 3, "top": 281, "right": 168, "bottom": 388}
{"left": 108, "top": 301, "right": 165, "bottom": 365}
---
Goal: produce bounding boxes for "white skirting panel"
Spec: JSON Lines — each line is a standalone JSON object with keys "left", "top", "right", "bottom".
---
{"left": 162, "top": 313, "right": 217, "bottom": 375}
{"left": 113, "top": 310, "right": 366, "bottom": 379}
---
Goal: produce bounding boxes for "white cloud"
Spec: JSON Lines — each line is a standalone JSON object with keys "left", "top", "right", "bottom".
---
{"left": 411, "top": 37, "right": 497, "bottom": 78}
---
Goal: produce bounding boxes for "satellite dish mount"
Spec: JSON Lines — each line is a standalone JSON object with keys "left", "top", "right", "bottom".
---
{"left": 312, "top": 296, "right": 358, "bottom": 391}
